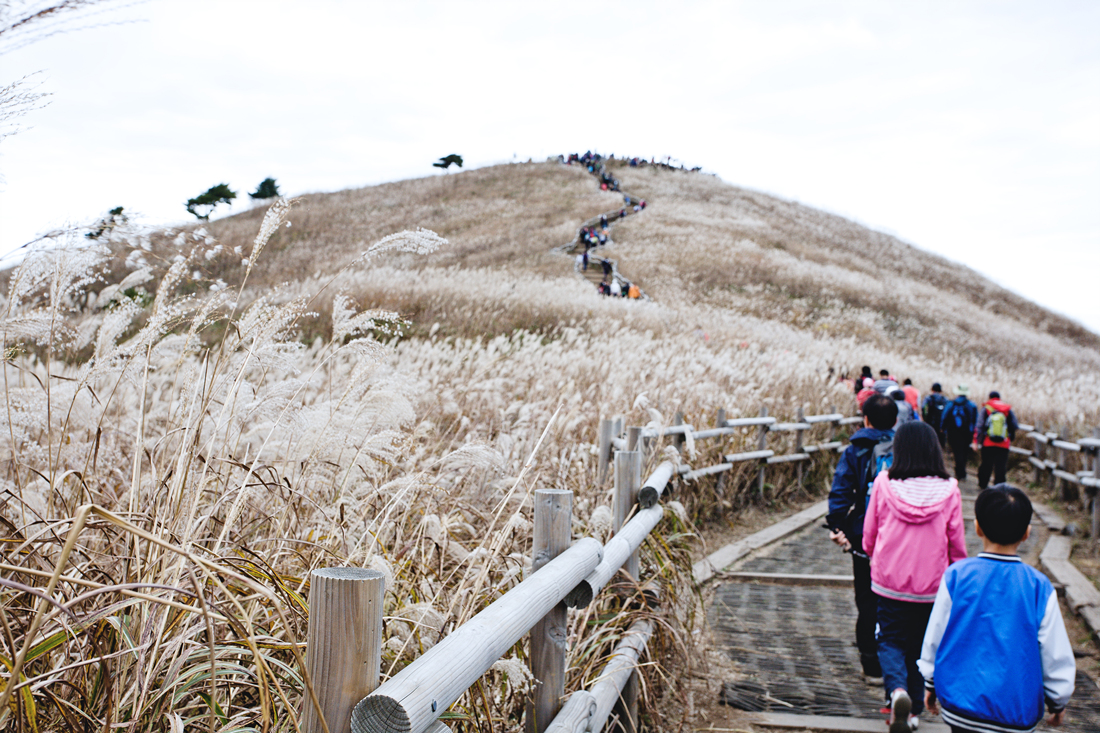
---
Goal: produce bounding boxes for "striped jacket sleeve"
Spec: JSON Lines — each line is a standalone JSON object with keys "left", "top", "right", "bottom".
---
{"left": 1039, "top": 590, "right": 1075, "bottom": 712}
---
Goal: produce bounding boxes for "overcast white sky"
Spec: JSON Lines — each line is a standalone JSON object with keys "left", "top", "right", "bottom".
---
{"left": 2, "top": 0, "right": 1098, "bottom": 332}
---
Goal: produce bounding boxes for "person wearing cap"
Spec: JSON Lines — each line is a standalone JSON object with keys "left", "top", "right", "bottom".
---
{"left": 975, "top": 391, "right": 1019, "bottom": 489}
{"left": 941, "top": 386, "right": 978, "bottom": 482}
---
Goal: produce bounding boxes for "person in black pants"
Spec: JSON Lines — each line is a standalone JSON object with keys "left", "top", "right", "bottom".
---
{"left": 976, "top": 391, "right": 1019, "bottom": 489}
{"left": 941, "top": 385, "right": 977, "bottom": 482}
{"left": 826, "top": 394, "right": 899, "bottom": 682}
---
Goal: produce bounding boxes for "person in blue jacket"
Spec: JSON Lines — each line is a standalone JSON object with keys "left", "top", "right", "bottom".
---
{"left": 919, "top": 486, "right": 1074, "bottom": 732}
{"left": 940, "top": 386, "right": 977, "bottom": 482}
{"left": 827, "top": 393, "right": 898, "bottom": 681}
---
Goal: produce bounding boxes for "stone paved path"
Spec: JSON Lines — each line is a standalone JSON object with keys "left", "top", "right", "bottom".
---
{"left": 711, "top": 478, "right": 1100, "bottom": 730}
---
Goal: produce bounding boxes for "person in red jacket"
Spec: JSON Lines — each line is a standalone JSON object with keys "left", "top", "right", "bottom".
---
{"left": 974, "top": 391, "right": 1019, "bottom": 489}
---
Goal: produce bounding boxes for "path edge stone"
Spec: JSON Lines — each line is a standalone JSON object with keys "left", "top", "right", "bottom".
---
{"left": 693, "top": 500, "right": 829, "bottom": 584}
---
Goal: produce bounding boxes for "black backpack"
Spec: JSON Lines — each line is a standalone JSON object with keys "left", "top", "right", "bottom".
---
{"left": 924, "top": 394, "right": 948, "bottom": 428}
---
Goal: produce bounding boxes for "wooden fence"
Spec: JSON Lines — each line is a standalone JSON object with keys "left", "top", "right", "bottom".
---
{"left": 302, "top": 407, "right": 1100, "bottom": 733}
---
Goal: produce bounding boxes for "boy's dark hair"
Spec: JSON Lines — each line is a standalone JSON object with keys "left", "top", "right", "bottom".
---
{"left": 903, "top": 378, "right": 913, "bottom": 385}
{"left": 931, "top": 382, "right": 942, "bottom": 392}
{"left": 892, "top": 390, "right": 907, "bottom": 400}
{"left": 863, "top": 393, "right": 898, "bottom": 430}
{"left": 879, "top": 369, "right": 890, "bottom": 377}
{"left": 889, "top": 422, "right": 949, "bottom": 480}
{"left": 989, "top": 390, "right": 1001, "bottom": 399}
{"left": 975, "top": 485, "right": 1032, "bottom": 545}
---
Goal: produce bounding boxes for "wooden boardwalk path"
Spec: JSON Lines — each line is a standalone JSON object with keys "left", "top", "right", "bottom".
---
{"left": 705, "top": 479, "right": 1100, "bottom": 732}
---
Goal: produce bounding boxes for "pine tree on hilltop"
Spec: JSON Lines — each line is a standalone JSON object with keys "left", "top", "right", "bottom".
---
{"left": 85, "top": 206, "right": 127, "bottom": 239}
{"left": 250, "top": 177, "right": 281, "bottom": 200}
{"left": 186, "top": 183, "right": 237, "bottom": 220}
{"left": 432, "top": 154, "right": 463, "bottom": 170}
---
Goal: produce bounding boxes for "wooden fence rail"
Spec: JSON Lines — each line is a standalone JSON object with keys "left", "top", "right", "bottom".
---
{"left": 301, "top": 405, "right": 1099, "bottom": 733}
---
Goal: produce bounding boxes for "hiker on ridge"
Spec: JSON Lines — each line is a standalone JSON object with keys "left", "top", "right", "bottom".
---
{"left": 975, "top": 391, "right": 1019, "bottom": 489}
{"left": 826, "top": 393, "right": 898, "bottom": 684}
{"left": 921, "top": 383, "right": 949, "bottom": 448}
{"left": 941, "top": 386, "right": 977, "bottom": 482}
{"left": 601, "top": 258, "right": 612, "bottom": 278}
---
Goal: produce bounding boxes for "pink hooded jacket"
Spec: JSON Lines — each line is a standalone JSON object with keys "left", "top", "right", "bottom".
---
{"left": 862, "top": 472, "right": 967, "bottom": 603}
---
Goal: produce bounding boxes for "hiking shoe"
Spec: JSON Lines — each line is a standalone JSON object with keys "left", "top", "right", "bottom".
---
{"left": 889, "top": 689, "right": 912, "bottom": 733}
{"left": 864, "top": 674, "right": 884, "bottom": 686}
{"left": 908, "top": 715, "right": 919, "bottom": 731}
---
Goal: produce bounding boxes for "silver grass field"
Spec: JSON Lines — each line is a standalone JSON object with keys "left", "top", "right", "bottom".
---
{"left": 0, "top": 162, "right": 1096, "bottom": 732}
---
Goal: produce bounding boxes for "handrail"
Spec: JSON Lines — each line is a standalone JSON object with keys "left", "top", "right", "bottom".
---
{"left": 351, "top": 539, "right": 602, "bottom": 733}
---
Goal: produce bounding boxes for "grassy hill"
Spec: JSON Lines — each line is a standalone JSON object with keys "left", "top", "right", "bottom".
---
{"left": 202, "top": 160, "right": 1099, "bottom": 424}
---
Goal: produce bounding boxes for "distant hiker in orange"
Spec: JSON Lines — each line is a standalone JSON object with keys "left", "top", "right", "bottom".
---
{"left": 627, "top": 282, "right": 640, "bottom": 299}
{"left": 901, "top": 379, "right": 920, "bottom": 414}
{"left": 975, "top": 391, "right": 1019, "bottom": 489}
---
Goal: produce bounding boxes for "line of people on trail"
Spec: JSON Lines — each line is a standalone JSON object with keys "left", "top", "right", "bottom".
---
{"left": 561, "top": 151, "right": 621, "bottom": 191}
{"left": 827, "top": 394, "right": 1073, "bottom": 732}
{"left": 852, "top": 367, "right": 1019, "bottom": 490}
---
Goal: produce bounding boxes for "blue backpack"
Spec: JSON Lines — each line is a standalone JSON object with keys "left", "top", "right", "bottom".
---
{"left": 857, "top": 436, "right": 894, "bottom": 509}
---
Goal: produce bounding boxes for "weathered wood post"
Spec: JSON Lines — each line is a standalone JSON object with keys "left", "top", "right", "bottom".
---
{"left": 828, "top": 405, "right": 837, "bottom": 443}
{"left": 1033, "top": 420, "right": 1044, "bottom": 486}
{"left": 611, "top": 448, "right": 643, "bottom": 732}
{"left": 1092, "top": 428, "right": 1100, "bottom": 544}
{"left": 795, "top": 407, "right": 805, "bottom": 488}
{"left": 614, "top": 450, "right": 643, "bottom": 580}
{"left": 672, "top": 411, "right": 685, "bottom": 454}
{"left": 715, "top": 408, "right": 727, "bottom": 499}
{"left": 303, "top": 567, "right": 385, "bottom": 733}
{"left": 1056, "top": 424, "right": 1069, "bottom": 499}
{"left": 598, "top": 418, "right": 614, "bottom": 484}
{"left": 757, "top": 406, "right": 769, "bottom": 498}
{"left": 527, "top": 489, "right": 573, "bottom": 733}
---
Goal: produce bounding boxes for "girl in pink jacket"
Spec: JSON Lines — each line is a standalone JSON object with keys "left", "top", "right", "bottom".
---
{"left": 863, "top": 421, "right": 967, "bottom": 732}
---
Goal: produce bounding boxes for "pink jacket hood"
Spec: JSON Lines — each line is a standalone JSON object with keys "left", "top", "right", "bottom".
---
{"left": 862, "top": 472, "right": 968, "bottom": 602}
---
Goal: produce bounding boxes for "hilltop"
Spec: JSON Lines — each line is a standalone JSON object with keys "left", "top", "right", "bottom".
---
{"left": 199, "top": 160, "right": 1099, "bottom": 424}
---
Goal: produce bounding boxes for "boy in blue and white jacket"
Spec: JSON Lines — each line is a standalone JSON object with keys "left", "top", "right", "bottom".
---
{"left": 918, "top": 485, "right": 1074, "bottom": 732}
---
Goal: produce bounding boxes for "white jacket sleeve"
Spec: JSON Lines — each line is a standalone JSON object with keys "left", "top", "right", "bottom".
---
{"left": 1039, "top": 591, "right": 1075, "bottom": 712}
{"left": 917, "top": 576, "right": 952, "bottom": 688}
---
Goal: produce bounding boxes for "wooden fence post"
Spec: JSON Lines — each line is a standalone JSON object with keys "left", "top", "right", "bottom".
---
{"left": 1034, "top": 420, "right": 1044, "bottom": 486}
{"left": 598, "top": 419, "right": 614, "bottom": 484}
{"left": 614, "top": 450, "right": 643, "bottom": 581}
{"left": 795, "top": 407, "right": 805, "bottom": 488}
{"left": 757, "top": 406, "right": 769, "bottom": 498}
{"left": 672, "top": 411, "right": 684, "bottom": 454}
{"left": 1092, "top": 428, "right": 1100, "bottom": 544}
{"left": 715, "top": 409, "right": 727, "bottom": 499}
{"left": 303, "top": 567, "right": 385, "bottom": 733}
{"left": 527, "top": 489, "right": 573, "bottom": 733}
{"left": 627, "top": 425, "right": 643, "bottom": 459}
{"left": 828, "top": 405, "right": 837, "bottom": 443}
{"left": 610, "top": 450, "right": 642, "bottom": 733}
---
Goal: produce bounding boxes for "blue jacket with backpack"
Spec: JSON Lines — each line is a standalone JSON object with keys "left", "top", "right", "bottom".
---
{"left": 941, "top": 396, "right": 977, "bottom": 439}
{"left": 827, "top": 427, "right": 895, "bottom": 552}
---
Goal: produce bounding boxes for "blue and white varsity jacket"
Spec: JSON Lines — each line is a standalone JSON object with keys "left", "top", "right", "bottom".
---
{"left": 917, "top": 553, "right": 1075, "bottom": 733}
